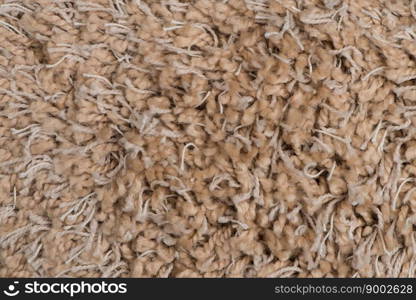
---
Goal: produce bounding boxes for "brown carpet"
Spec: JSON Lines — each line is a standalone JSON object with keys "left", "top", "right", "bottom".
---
{"left": 1, "top": 0, "right": 416, "bottom": 277}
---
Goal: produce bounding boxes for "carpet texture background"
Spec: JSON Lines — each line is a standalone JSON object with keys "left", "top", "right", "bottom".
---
{"left": 1, "top": 0, "right": 416, "bottom": 278}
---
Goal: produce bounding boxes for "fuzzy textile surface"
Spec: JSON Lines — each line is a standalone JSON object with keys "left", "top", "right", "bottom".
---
{"left": 1, "top": 0, "right": 416, "bottom": 278}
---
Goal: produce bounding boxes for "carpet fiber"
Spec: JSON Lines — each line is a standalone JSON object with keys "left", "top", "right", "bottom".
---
{"left": 1, "top": 0, "right": 416, "bottom": 277}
